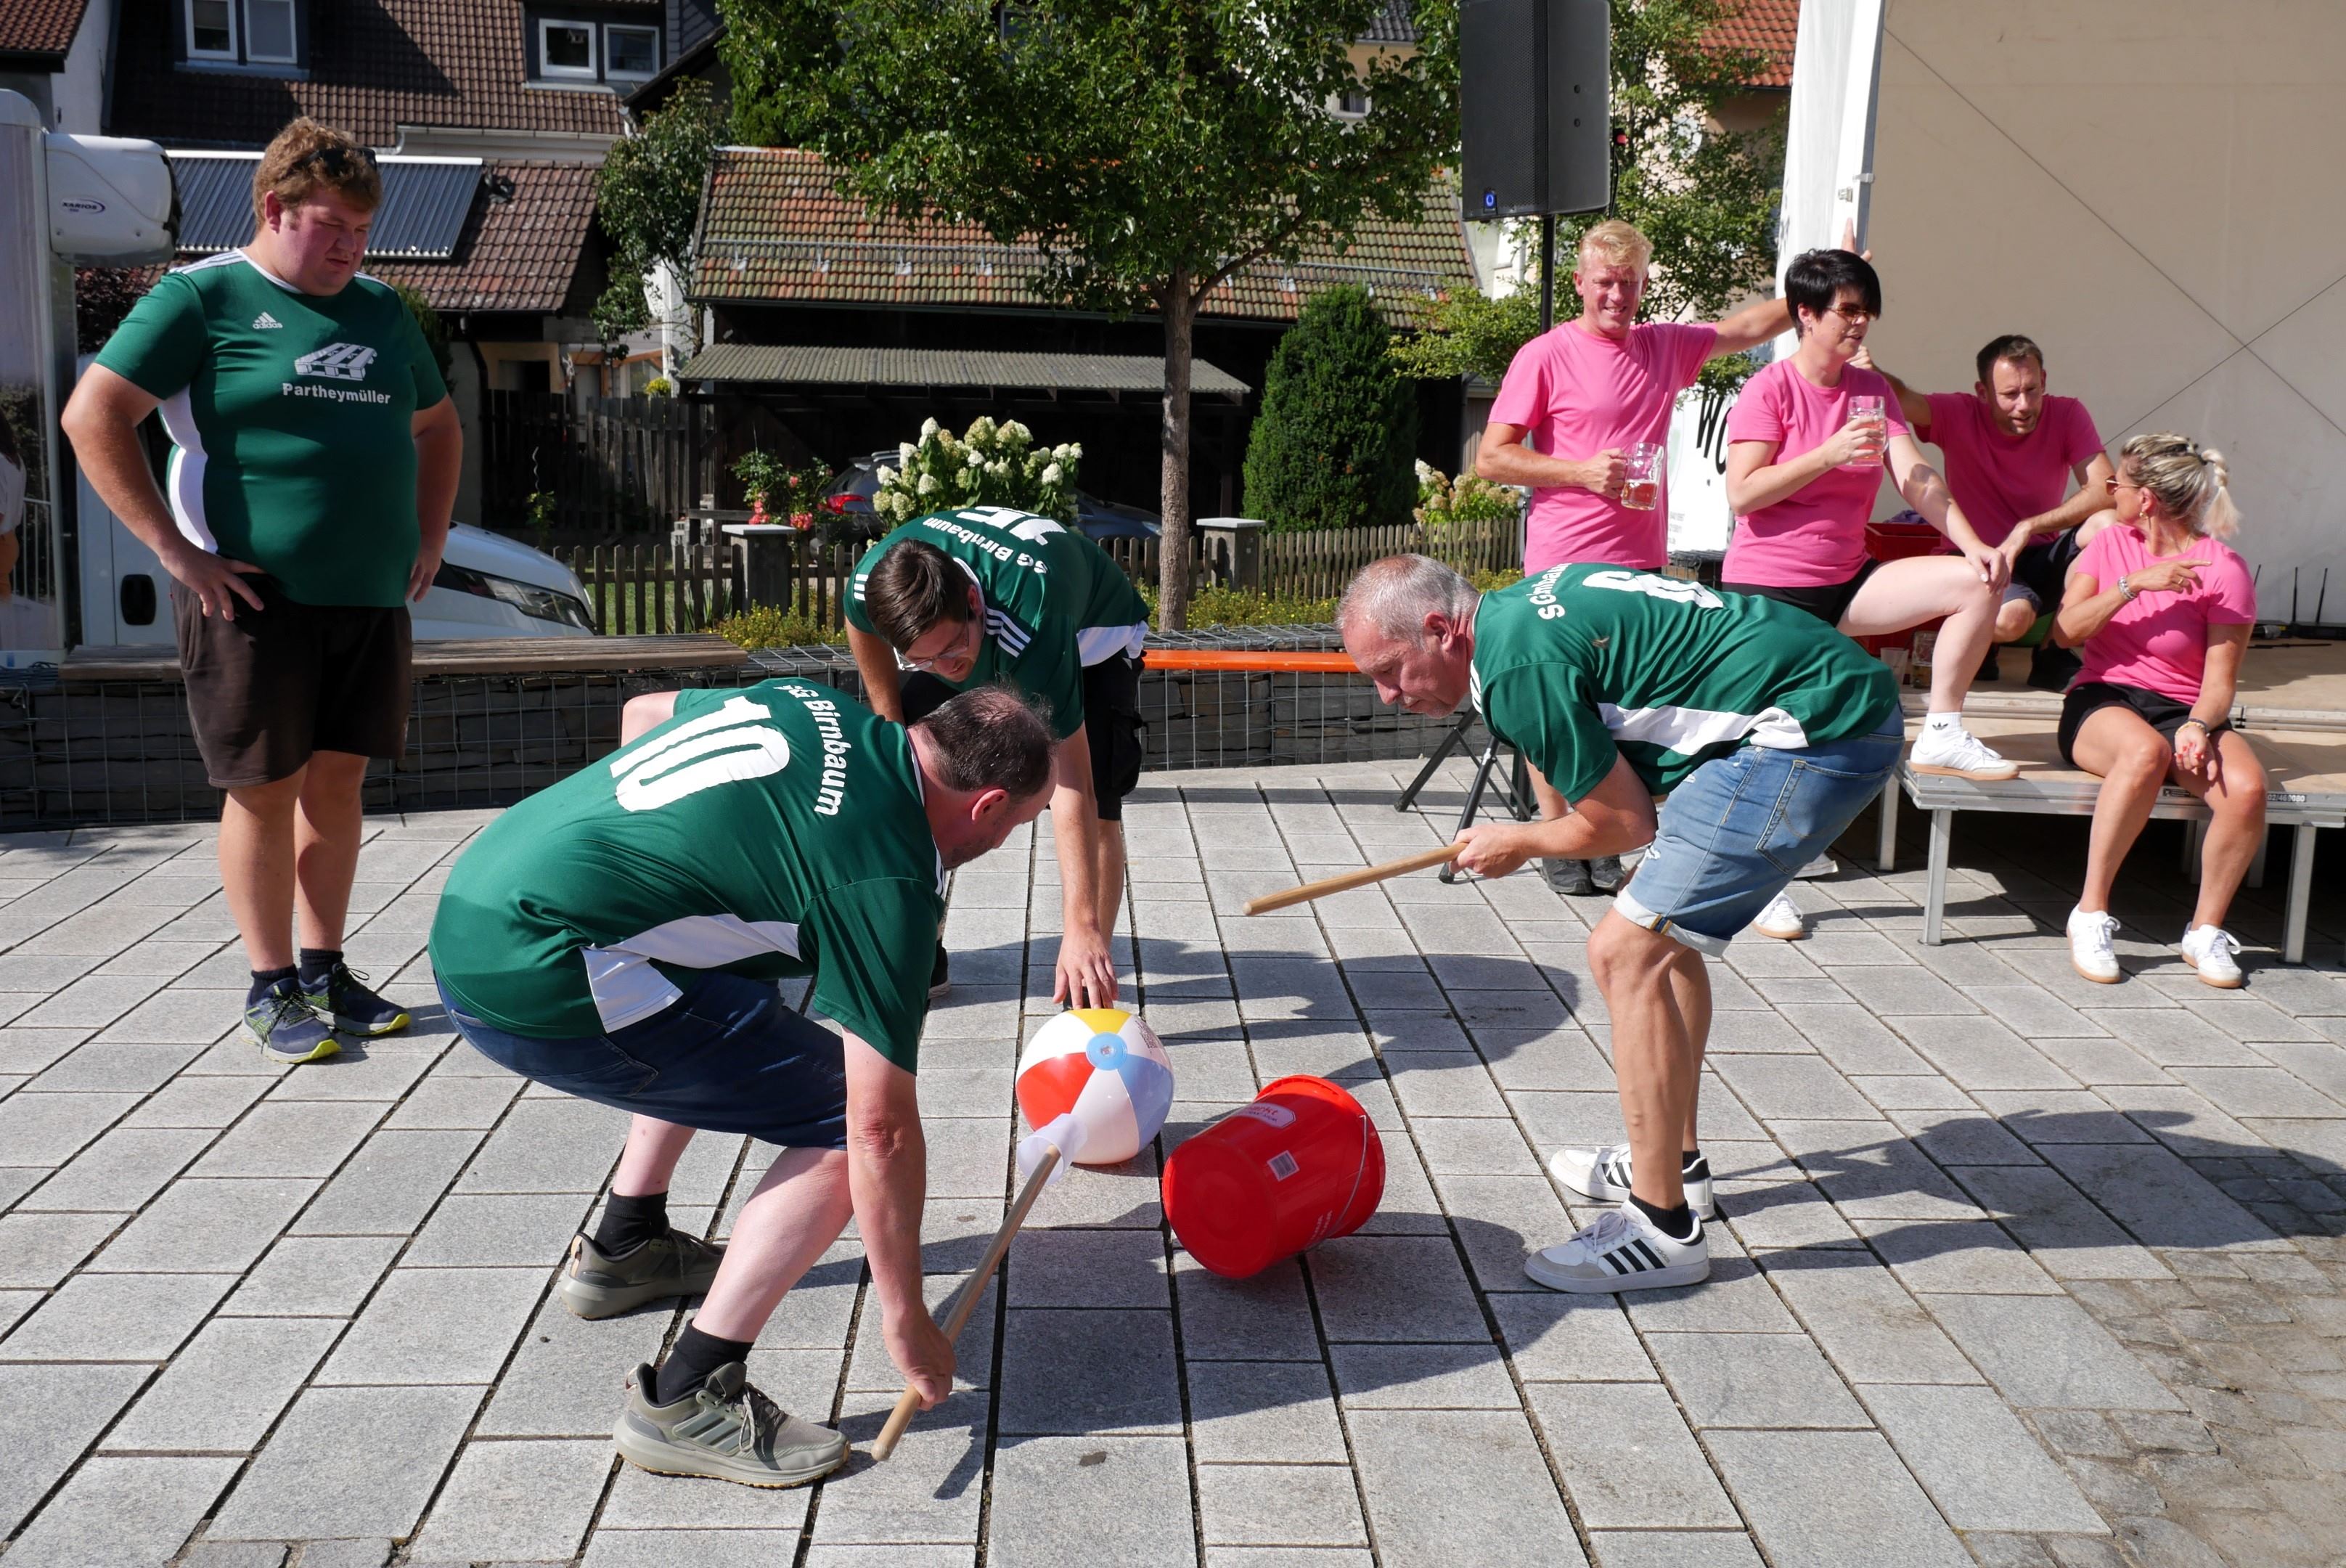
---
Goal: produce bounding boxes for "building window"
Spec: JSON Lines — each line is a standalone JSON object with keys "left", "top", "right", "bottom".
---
{"left": 184, "top": 0, "right": 302, "bottom": 67}
{"left": 187, "top": 0, "right": 237, "bottom": 59}
{"left": 245, "top": 0, "right": 297, "bottom": 62}
{"left": 538, "top": 19, "right": 599, "bottom": 79}
{"left": 1336, "top": 88, "right": 1370, "bottom": 118}
{"left": 605, "top": 23, "right": 660, "bottom": 81}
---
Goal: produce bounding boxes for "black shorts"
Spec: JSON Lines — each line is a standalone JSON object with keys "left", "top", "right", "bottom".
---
{"left": 2058, "top": 680, "right": 2217, "bottom": 766}
{"left": 172, "top": 574, "right": 412, "bottom": 790}
{"left": 902, "top": 650, "right": 1146, "bottom": 821}
{"left": 1723, "top": 558, "right": 1881, "bottom": 629}
{"left": 2009, "top": 528, "right": 2083, "bottom": 611}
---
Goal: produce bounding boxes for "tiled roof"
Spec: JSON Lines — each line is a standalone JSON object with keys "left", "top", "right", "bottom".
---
{"left": 1360, "top": 0, "right": 1418, "bottom": 46}
{"left": 678, "top": 345, "right": 1249, "bottom": 396}
{"left": 1704, "top": 0, "right": 1797, "bottom": 89}
{"left": 364, "top": 162, "right": 602, "bottom": 314}
{"left": 0, "top": 0, "right": 89, "bottom": 59}
{"left": 107, "top": 0, "right": 629, "bottom": 149}
{"left": 690, "top": 147, "right": 1478, "bottom": 327}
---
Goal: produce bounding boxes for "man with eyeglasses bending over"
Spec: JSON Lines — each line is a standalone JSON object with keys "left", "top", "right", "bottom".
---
{"left": 65, "top": 117, "right": 459, "bottom": 1066}
{"left": 845, "top": 506, "right": 1151, "bottom": 1008}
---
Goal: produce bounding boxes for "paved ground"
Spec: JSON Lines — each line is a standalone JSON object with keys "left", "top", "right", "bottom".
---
{"left": 3, "top": 758, "right": 2346, "bottom": 1568}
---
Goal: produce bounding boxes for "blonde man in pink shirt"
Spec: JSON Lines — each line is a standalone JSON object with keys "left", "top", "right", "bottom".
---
{"left": 1868, "top": 335, "right": 2116, "bottom": 690}
{"left": 1479, "top": 219, "right": 1810, "bottom": 896}
{"left": 2051, "top": 433, "right": 2261, "bottom": 989}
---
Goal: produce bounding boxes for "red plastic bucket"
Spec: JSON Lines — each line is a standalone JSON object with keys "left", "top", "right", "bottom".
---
{"left": 1857, "top": 521, "right": 1952, "bottom": 655}
{"left": 1162, "top": 1075, "right": 1385, "bottom": 1279}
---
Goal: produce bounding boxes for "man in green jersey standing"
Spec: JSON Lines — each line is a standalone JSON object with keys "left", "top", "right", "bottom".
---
{"left": 844, "top": 505, "right": 1150, "bottom": 1008}
{"left": 430, "top": 680, "right": 1054, "bottom": 1487}
{"left": 1340, "top": 556, "right": 1902, "bottom": 1293}
{"left": 65, "top": 118, "right": 459, "bottom": 1066}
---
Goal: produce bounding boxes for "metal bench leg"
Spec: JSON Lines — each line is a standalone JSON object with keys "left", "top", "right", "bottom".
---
{"left": 2286, "top": 823, "right": 2316, "bottom": 965}
{"left": 1923, "top": 809, "right": 1953, "bottom": 946}
{"left": 2182, "top": 817, "right": 2205, "bottom": 883}
{"left": 1438, "top": 740, "right": 1503, "bottom": 885}
{"left": 1396, "top": 712, "right": 1476, "bottom": 812}
{"left": 1876, "top": 775, "right": 1900, "bottom": 874}
{"left": 2247, "top": 828, "right": 2270, "bottom": 891}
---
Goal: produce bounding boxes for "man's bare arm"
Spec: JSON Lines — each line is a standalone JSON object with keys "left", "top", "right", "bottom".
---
{"left": 1709, "top": 295, "right": 1794, "bottom": 356}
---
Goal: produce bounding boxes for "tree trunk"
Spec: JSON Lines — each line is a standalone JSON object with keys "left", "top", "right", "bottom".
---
{"left": 1158, "top": 274, "right": 1197, "bottom": 631}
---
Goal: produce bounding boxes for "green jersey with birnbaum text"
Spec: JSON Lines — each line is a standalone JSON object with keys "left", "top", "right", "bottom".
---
{"left": 845, "top": 506, "right": 1150, "bottom": 740}
{"left": 1471, "top": 564, "right": 1900, "bottom": 803}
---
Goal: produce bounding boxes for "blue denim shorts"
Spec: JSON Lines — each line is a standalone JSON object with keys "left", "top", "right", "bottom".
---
{"left": 440, "top": 971, "right": 849, "bottom": 1149}
{"left": 1614, "top": 713, "right": 1903, "bottom": 955}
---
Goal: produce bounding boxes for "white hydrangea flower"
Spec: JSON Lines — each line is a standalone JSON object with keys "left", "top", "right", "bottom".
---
{"left": 920, "top": 417, "right": 940, "bottom": 440}
{"left": 917, "top": 473, "right": 941, "bottom": 496}
{"left": 1040, "top": 464, "right": 1062, "bottom": 485}
{"left": 875, "top": 466, "right": 895, "bottom": 486}
{"left": 1004, "top": 420, "right": 1031, "bottom": 442}
{"left": 899, "top": 441, "right": 915, "bottom": 465}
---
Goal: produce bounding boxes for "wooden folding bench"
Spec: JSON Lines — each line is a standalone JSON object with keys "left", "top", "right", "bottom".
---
{"left": 1874, "top": 713, "right": 2346, "bottom": 962}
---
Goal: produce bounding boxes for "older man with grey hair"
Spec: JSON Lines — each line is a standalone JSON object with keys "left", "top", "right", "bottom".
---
{"left": 1340, "top": 555, "right": 1902, "bottom": 1291}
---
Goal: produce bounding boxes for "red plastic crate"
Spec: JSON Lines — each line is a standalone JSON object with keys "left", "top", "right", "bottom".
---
{"left": 1857, "top": 521, "right": 1950, "bottom": 654}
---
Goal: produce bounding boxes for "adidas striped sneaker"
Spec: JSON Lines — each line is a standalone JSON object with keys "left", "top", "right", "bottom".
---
{"left": 1548, "top": 1144, "right": 1715, "bottom": 1220}
{"left": 614, "top": 1360, "right": 847, "bottom": 1487}
{"left": 1524, "top": 1202, "right": 1709, "bottom": 1294}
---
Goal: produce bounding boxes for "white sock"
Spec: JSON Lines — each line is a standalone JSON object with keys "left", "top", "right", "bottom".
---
{"left": 1923, "top": 711, "right": 1961, "bottom": 732}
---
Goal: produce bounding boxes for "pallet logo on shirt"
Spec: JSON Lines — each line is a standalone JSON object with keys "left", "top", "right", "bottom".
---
{"left": 282, "top": 341, "right": 390, "bottom": 406}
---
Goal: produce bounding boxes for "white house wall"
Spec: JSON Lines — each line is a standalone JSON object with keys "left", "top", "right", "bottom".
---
{"left": 1865, "top": 0, "right": 2346, "bottom": 619}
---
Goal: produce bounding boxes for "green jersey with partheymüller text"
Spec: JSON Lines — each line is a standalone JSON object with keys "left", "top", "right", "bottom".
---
{"left": 427, "top": 680, "right": 944, "bottom": 1070}
{"left": 92, "top": 250, "right": 446, "bottom": 608}
{"left": 1471, "top": 564, "right": 1900, "bottom": 804}
{"left": 844, "top": 507, "right": 1150, "bottom": 740}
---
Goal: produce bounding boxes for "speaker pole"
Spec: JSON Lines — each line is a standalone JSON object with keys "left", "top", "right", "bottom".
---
{"left": 1538, "top": 215, "right": 1556, "bottom": 332}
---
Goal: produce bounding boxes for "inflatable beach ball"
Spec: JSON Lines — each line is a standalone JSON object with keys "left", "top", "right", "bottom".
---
{"left": 1015, "top": 1008, "right": 1175, "bottom": 1166}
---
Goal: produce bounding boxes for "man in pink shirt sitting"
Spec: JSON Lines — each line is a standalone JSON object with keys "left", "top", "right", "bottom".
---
{"left": 1868, "top": 334, "right": 2115, "bottom": 690}
{"left": 1478, "top": 219, "right": 1816, "bottom": 897}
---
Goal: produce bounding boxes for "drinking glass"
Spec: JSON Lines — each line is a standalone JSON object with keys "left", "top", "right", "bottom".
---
{"left": 1622, "top": 441, "right": 1664, "bottom": 509}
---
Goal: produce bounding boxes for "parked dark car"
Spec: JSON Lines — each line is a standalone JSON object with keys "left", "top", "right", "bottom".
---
{"left": 824, "top": 451, "right": 1161, "bottom": 542}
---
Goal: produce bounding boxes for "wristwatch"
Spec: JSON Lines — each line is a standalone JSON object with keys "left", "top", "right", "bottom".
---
{"left": 2117, "top": 573, "right": 2138, "bottom": 603}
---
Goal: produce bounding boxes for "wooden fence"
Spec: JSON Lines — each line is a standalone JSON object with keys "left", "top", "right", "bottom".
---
{"left": 555, "top": 513, "right": 1521, "bottom": 636}
{"left": 483, "top": 391, "right": 716, "bottom": 535}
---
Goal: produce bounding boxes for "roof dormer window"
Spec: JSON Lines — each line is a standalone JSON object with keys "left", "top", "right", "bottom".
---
{"left": 539, "top": 20, "right": 599, "bottom": 79}
{"left": 184, "top": 0, "right": 301, "bottom": 70}
{"left": 528, "top": 12, "right": 662, "bottom": 87}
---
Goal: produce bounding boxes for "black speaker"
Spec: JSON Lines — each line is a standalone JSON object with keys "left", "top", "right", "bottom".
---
{"left": 1460, "top": 0, "right": 1611, "bottom": 220}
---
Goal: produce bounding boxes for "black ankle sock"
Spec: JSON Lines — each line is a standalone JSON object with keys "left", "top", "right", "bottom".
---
{"left": 654, "top": 1325, "right": 754, "bottom": 1405}
{"left": 296, "top": 947, "right": 343, "bottom": 991}
{"left": 1680, "top": 1150, "right": 1710, "bottom": 1181}
{"left": 1631, "top": 1193, "right": 1698, "bottom": 1241}
{"left": 248, "top": 966, "right": 298, "bottom": 1007}
{"left": 594, "top": 1190, "right": 671, "bottom": 1257}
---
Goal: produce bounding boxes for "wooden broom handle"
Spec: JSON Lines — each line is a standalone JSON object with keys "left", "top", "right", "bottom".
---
{"left": 1242, "top": 843, "right": 1463, "bottom": 915}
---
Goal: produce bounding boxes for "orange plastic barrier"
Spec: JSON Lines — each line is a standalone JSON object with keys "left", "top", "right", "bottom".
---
{"left": 1142, "top": 649, "right": 1359, "bottom": 673}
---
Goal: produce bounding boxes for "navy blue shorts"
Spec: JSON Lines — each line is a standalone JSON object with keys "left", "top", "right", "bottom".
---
{"left": 439, "top": 971, "right": 849, "bottom": 1149}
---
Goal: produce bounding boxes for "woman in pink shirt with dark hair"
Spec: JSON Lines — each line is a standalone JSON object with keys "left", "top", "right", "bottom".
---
{"left": 2052, "top": 433, "right": 2261, "bottom": 989}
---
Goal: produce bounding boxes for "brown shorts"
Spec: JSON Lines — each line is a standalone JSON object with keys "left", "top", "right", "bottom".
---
{"left": 173, "top": 575, "right": 413, "bottom": 789}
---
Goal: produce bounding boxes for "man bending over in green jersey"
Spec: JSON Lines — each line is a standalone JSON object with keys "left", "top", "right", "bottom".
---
{"left": 430, "top": 682, "right": 1053, "bottom": 1487}
{"left": 846, "top": 505, "right": 1150, "bottom": 1009}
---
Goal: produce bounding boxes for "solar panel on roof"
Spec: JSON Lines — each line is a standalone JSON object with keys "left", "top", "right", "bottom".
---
{"left": 165, "top": 154, "right": 481, "bottom": 261}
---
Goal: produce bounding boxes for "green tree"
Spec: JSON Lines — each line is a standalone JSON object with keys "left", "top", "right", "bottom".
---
{"left": 719, "top": 0, "right": 1456, "bottom": 628}
{"left": 1394, "top": 0, "right": 1780, "bottom": 389}
{"left": 594, "top": 78, "right": 725, "bottom": 354}
{"left": 1243, "top": 286, "right": 1419, "bottom": 531}
{"left": 390, "top": 282, "right": 455, "bottom": 385}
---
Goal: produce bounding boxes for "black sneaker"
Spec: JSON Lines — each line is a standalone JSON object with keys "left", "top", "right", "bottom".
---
{"left": 2028, "top": 642, "right": 2083, "bottom": 693}
{"left": 244, "top": 981, "right": 339, "bottom": 1066}
{"left": 928, "top": 942, "right": 950, "bottom": 1000}
{"left": 1541, "top": 858, "right": 1595, "bottom": 897}
{"left": 615, "top": 1360, "right": 849, "bottom": 1488}
{"left": 556, "top": 1230, "right": 726, "bottom": 1320}
{"left": 301, "top": 960, "right": 410, "bottom": 1037}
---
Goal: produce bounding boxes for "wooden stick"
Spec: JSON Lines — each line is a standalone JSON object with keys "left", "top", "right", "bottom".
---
{"left": 1243, "top": 842, "right": 1463, "bottom": 915}
{"left": 870, "top": 1144, "right": 1062, "bottom": 1461}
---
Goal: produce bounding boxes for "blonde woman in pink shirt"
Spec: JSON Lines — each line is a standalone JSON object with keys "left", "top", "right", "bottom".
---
{"left": 2051, "top": 433, "right": 2260, "bottom": 989}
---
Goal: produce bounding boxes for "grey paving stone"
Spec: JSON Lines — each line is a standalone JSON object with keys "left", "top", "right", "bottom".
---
{"left": 1706, "top": 1429, "right": 1970, "bottom": 1567}
{"left": 384, "top": 1069, "right": 523, "bottom": 1128}
{"left": 2038, "top": 1141, "right": 2279, "bottom": 1252}
{"left": 261, "top": 1046, "right": 437, "bottom": 1102}
{"left": 1433, "top": 1172, "right": 1577, "bottom": 1290}
{"left": 13, "top": 1126, "right": 210, "bottom": 1212}
{"left": 1307, "top": 1234, "right": 1489, "bottom": 1342}
{"left": 89, "top": 1176, "right": 317, "bottom": 1273}
{"left": 1923, "top": 1293, "right": 2185, "bottom": 1410}
{"left": 2, "top": 1270, "right": 234, "bottom": 1360}
{"left": 1855, "top": 1217, "right": 2064, "bottom": 1295}
{"left": 0, "top": 1288, "right": 38, "bottom": 1334}
{"left": 1489, "top": 1290, "right": 1656, "bottom": 1381}
{"left": 1884, "top": 1106, "right": 2042, "bottom": 1166}
{"left": 997, "top": 1307, "right": 1180, "bottom": 1434}
{"left": 453, "top": 1097, "right": 627, "bottom": 1193}
{"left": 1006, "top": 1226, "right": 1168, "bottom": 1307}
{"left": 103, "top": 1315, "right": 340, "bottom": 1453}
{"left": 985, "top": 1435, "right": 1194, "bottom": 1568}
{"left": 478, "top": 1296, "right": 674, "bottom": 1437}
{"left": 93, "top": 987, "right": 240, "bottom": 1043}
{"left": 1330, "top": 1342, "right": 1518, "bottom": 1409}
{"left": 0, "top": 1026, "right": 86, "bottom": 1076}
{"left": 0, "top": 1090, "right": 140, "bottom": 1164}
{"left": 1381, "top": 1050, "right": 1511, "bottom": 1116}
{"left": 1410, "top": 1115, "right": 1538, "bottom": 1174}
{"left": 404, "top": 1191, "right": 591, "bottom": 1267}
{"left": 1347, "top": 1408, "right": 1586, "bottom": 1567}
{"left": 584, "top": 1530, "right": 809, "bottom": 1567}
{"left": 120, "top": 1071, "right": 273, "bottom": 1128}
{"left": 1185, "top": 1360, "right": 1349, "bottom": 1463}
{"left": 841, "top": 1267, "right": 997, "bottom": 1393}
{"left": 180, "top": 1543, "right": 290, "bottom": 1568}
{"left": 1950, "top": 1165, "right": 2173, "bottom": 1281}
{"left": 0, "top": 1209, "right": 123, "bottom": 1287}
{"left": 1785, "top": 1126, "right": 1982, "bottom": 1221}
{"left": 1717, "top": 1174, "right": 1865, "bottom": 1251}
{"left": 316, "top": 1265, "right": 547, "bottom": 1385}
{"left": 1647, "top": 1330, "right": 1869, "bottom": 1428}
{"left": 0, "top": 1362, "right": 153, "bottom": 1535}
{"left": 293, "top": 1128, "right": 485, "bottom": 1235}
{"left": 1585, "top": 1532, "right": 1765, "bottom": 1568}
{"left": 747, "top": 1238, "right": 862, "bottom": 1352}
{"left": 1174, "top": 1253, "right": 1323, "bottom": 1359}
{"left": 224, "top": 1233, "right": 404, "bottom": 1318}
{"left": 189, "top": 1100, "right": 383, "bottom": 1177}
{"left": 1862, "top": 1384, "right": 2109, "bottom": 1534}
{"left": 0, "top": 1454, "right": 240, "bottom": 1568}
{"left": 409, "top": 1437, "right": 613, "bottom": 1563}
{"left": 1196, "top": 1463, "right": 1367, "bottom": 1547}
{"left": 1971, "top": 1089, "right": 2154, "bottom": 1145}
{"left": 1524, "top": 1381, "right": 1738, "bottom": 1529}
{"left": 25, "top": 1040, "right": 202, "bottom": 1093}
{"left": 1760, "top": 1254, "right": 1982, "bottom": 1384}
{"left": 1621, "top": 1257, "right": 1804, "bottom": 1334}
{"left": 208, "top": 1395, "right": 463, "bottom": 1542}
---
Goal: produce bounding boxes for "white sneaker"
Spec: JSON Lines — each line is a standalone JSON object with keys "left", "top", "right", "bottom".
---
{"left": 2179, "top": 924, "right": 2244, "bottom": 989}
{"left": 1524, "top": 1203, "right": 1709, "bottom": 1294}
{"left": 1909, "top": 722, "right": 2020, "bottom": 781}
{"left": 1548, "top": 1143, "right": 1716, "bottom": 1220}
{"left": 2068, "top": 907, "right": 2122, "bottom": 984}
{"left": 1747, "top": 889, "right": 1805, "bottom": 941}
{"left": 1794, "top": 854, "right": 1838, "bottom": 880}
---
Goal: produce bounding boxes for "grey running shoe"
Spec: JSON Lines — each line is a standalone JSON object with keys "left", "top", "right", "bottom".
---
{"left": 1541, "top": 858, "right": 1595, "bottom": 897}
{"left": 556, "top": 1230, "right": 726, "bottom": 1320}
{"left": 615, "top": 1360, "right": 849, "bottom": 1487}
{"left": 1588, "top": 854, "right": 1625, "bottom": 892}
{"left": 244, "top": 982, "right": 339, "bottom": 1066}
{"left": 301, "top": 960, "right": 410, "bottom": 1037}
